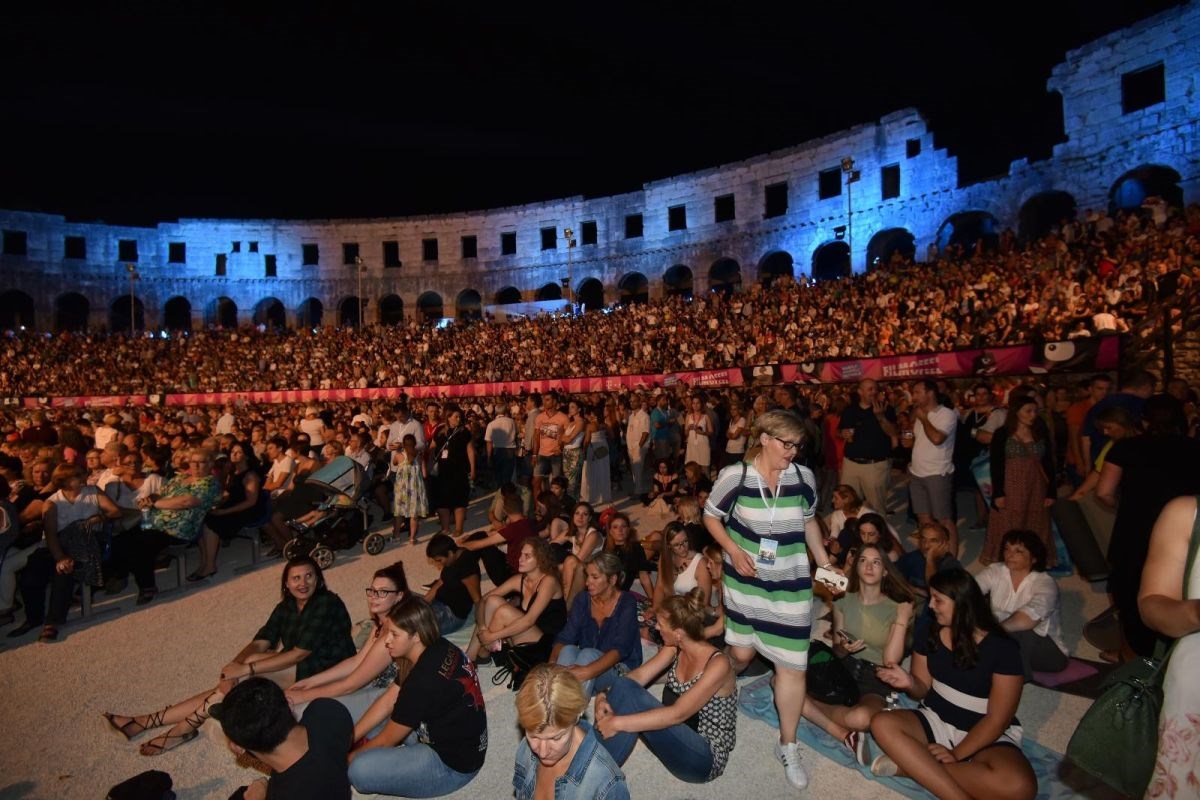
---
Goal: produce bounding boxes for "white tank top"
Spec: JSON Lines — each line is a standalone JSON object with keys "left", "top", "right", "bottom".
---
{"left": 674, "top": 552, "right": 704, "bottom": 595}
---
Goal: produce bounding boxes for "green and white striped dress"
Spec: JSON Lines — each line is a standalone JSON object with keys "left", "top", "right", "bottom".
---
{"left": 703, "top": 460, "right": 818, "bottom": 670}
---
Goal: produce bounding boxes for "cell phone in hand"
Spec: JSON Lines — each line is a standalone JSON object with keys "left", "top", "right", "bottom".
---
{"left": 836, "top": 629, "right": 856, "bottom": 644}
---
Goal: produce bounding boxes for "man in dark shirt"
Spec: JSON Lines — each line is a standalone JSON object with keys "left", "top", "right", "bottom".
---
{"left": 211, "top": 677, "right": 352, "bottom": 800}
{"left": 425, "top": 533, "right": 482, "bottom": 634}
{"left": 838, "top": 378, "right": 898, "bottom": 514}
{"left": 457, "top": 494, "right": 534, "bottom": 584}
{"left": 1081, "top": 369, "right": 1155, "bottom": 466}
{"left": 896, "top": 522, "right": 962, "bottom": 596}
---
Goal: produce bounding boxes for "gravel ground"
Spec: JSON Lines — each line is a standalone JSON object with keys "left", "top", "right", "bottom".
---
{"left": 0, "top": 481, "right": 1104, "bottom": 800}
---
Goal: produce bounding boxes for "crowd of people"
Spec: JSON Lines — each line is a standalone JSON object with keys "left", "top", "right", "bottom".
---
{"left": 2, "top": 199, "right": 1199, "bottom": 800}
{"left": 1, "top": 204, "right": 1196, "bottom": 399}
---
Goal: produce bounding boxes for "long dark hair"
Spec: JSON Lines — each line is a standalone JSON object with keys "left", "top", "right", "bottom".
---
{"left": 853, "top": 512, "right": 903, "bottom": 558}
{"left": 928, "top": 568, "right": 1008, "bottom": 669}
{"left": 373, "top": 561, "right": 410, "bottom": 597}
{"left": 845, "top": 543, "right": 918, "bottom": 604}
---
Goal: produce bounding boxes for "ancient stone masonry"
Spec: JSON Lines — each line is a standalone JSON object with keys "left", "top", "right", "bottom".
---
{"left": 1, "top": 3, "right": 1197, "bottom": 332}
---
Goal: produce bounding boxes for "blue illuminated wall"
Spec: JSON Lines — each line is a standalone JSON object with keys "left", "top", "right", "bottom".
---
{"left": 0, "top": 2, "right": 1196, "bottom": 331}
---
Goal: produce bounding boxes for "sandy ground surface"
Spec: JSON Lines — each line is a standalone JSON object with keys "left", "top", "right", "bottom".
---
{"left": 0, "top": 477, "right": 1107, "bottom": 800}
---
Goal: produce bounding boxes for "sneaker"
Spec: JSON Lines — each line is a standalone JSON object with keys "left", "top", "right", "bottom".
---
{"left": 870, "top": 754, "right": 899, "bottom": 777}
{"left": 775, "top": 739, "right": 809, "bottom": 790}
{"left": 852, "top": 731, "right": 873, "bottom": 767}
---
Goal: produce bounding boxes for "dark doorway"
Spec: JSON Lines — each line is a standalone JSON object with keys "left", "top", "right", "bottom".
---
{"left": 109, "top": 296, "right": 145, "bottom": 334}
{"left": 536, "top": 283, "right": 563, "bottom": 301}
{"left": 417, "top": 292, "right": 444, "bottom": 322}
{"left": 577, "top": 278, "right": 604, "bottom": 311}
{"left": 1108, "top": 164, "right": 1183, "bottom": 214}
{"left": 340, "top": 297, "right": 364, "bottom": 328}
{"left": 254, "top": 297, "right": 286, "bottom": 328}
{"left": 812, "top": 242, "right": 851, "bottom": 282}
{"left": 163, "top": 296, "right": 192, "bottom": 331}
{"left": 663, "top": 265, "right": 693, "bottom": 299}
{"left": 494, "top": 286, "right": 522, "bottom": 305}
{"left": 456, "top": 289, "right": 482, "bottom": 320}
{"left": 298, "top": 298, "right": 324, "bottom": 328}
{"left": 1018, "top": 191, "right": 1077, "bottom": 243}
{"left": 55, "top": 292, "right": 91, "bottom": 332}
{"left": 709, "top": 258, "right": 741, "bottom": 294}
{"left": 935, "top": 211, "right": 1000, "bottom": 255}
{"left": 0, "top": 290, "right": 36, "bottom": 330}
{"left": 379, "top": 294, "right": 404, "bottom": 325}
{"left": 618, "top": 272, "right": 649, "bottom": 305}
{"left": 865, "top": 228, "right": 916, "bottom": 270}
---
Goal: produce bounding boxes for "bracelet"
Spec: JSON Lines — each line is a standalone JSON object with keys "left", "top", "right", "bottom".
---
{"left": 248, "top": 662, "right": 256, "bottom": 676}
{"left": 819, "top": 562, "right": 832, "bottom": 570}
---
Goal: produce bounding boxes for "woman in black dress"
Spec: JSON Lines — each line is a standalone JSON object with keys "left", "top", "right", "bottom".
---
{"left": 196, "top": 442, "right": 269, "bottom": 580}
{"left": 430, "top": 406, "right": 476, "bottom": 537}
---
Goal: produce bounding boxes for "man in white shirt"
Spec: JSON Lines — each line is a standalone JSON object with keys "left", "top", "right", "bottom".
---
{"left": 908, "top": 379, "right": 959, "bottom": 553}
{"left": 215, "top": 404, "right": 237, "bottom": 436}
{"left": 384, "top": 403, "right": 424, "bottom": 454}
{"left": 625, "top": 393, "right": 651, "bottom": 494}
{"left": 484, "top": 407, "right": 519, "bottom": 488}
{"left": 263, "top": 436, "right": 296, "bottom": 498}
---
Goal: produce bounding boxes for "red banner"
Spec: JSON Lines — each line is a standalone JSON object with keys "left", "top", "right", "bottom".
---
{"left": 18, "top": 339, "right": 1117, "bottom": 408}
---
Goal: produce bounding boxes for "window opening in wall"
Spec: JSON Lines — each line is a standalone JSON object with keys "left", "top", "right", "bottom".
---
{"left": 64, "top": 236, "right": 86, "bottom": 260}
{"left": 906, "top": 138, "right": 921, "bottom": 158}
{"left": 2, "top": 230, "right": 28, "bottom": 256}
{"left": 231, "top": 241, "right": 241, "bottom": 253}
{"left": 818, "top": 169, "right": 841, "bottom": 200}
{"left": 501, "top": 231, "right": 517, "bottom": 255}
{"left": 624, "top": 214, "right": 643, "bottom": 239}
{"left": 382, "top": 240, "right": 402, "bottom": 268}
{"left": 343, "top": 242, "right": 359, "bottom": 264}
{"left": 462, "top": 235, "right": 477, "bottom": 259}
{"left": 714, "top": 194, "right": 735, "bottom": 223}
{"left": 215, "top": 254, "right": 227, "bottom": 276}
{"left": 668, "top": 205, "right": 687, "bottom": 231}
{"left": 1121, "top": 62, "right": 1165, "bottom": 114}
{"left": 264, "top": 254, "right": 277, "bottom": 277}
{"left": 168, "top": 242, "right": 186, "bottom": 263}
{"left": 541, "top": 227, "right": 557, "bottom": 250}
{"left": 581, "top": 220, "right": 597, "bottom": 245}
{"left": 249, "top": 241, "right": 259, "bottom": 253}
{"left": 302, "top": 243, "right": 319, "bottom": 265}
{"left": 118, "top": 239, "right": 138, "bottom": 262}
{"left": 765, "top": 182, "right": 788, "bottom": 217}
{"left": 881, "top": 164, "right": 900, "bottom": 200}
{"left": 422, "top": 238, "right": 438, "bottom": 261}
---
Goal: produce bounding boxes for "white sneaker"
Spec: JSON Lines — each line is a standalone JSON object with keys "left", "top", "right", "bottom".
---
{"left": 870, "top": 753, "right": 899, "bottom": 777}
{"left": 775, "top": 739, "right": 809, "bottom": 790}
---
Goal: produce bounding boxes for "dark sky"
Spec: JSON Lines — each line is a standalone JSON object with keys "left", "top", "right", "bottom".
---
{"left": 0, "top": 2, "right": 1181, "bottom": 225}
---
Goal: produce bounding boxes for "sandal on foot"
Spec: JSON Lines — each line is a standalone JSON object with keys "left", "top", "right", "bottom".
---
{"left": 186, "top": 568, "right": 217, "bottom": 583}
{"left": 38, "top": 625, "right": 58, "bottom": 643}
{"left": 104, "top": 706, "right": 168, "bottom": 741}
{"left": 139, "top": 728, "right": 198, "bottom": 756}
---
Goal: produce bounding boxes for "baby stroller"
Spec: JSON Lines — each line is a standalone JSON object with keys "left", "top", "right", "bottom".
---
{"left": 282, "top": 456, "right": 387, "bottom": 568}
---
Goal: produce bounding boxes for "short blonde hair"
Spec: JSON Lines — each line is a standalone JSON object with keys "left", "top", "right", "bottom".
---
{"left": 750, "top": 408, "right": 806, "bottom": 444}
{"left": 515, "top": 663, "right": 588, "bottom": 733}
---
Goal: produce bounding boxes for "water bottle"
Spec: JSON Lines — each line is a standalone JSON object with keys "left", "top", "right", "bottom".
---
{"left": 885, "top": 691, "right": 899, "bottom": 712}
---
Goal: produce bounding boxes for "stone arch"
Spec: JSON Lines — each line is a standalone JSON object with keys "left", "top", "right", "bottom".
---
{"left": 456, "top": 288, "right": 482, "bottom": 320}
{"left": 812, "top": 241, "right": 850, "bottom": 282}
{"left": 663, "top": 265, "right": 693, "bottom": 299}
{"left": 708, "top": 258, "right": 741, "bottom": 294}
{"left": 162, "top": 296, "right": 192, "bottom": 331}
{"left": 207, "top": 296, "right": 238, "bottom": 329}
{"left": 378, "top": 294, "right": 404, "bottom": 325}
{"left": 109, "top": 295, "right": 145, "bottom": 333}
{"left": 577, "top": 278, "right": 604, "bottom": 311}
{"left": 339, "top": 296, "right": 364, "bottom": 328}
{"left": 55, "top": 292, "right": 91, "bottom": 332}
{"left": 1018, "top": 191, "right": 1077, "bottom": 243}
{"left": 253, "top": 297, "right": 286, "bottom": 328}
{"left": 494, "top": 286, "right": 522, "bottom": 305}
{"left": 1108, "top": 164, "right": 1183, "bottom": 213}
{"left": 935, "top": 211, "right": 1000, "bottom": 255}
{"left": 758, "top": 250, "right": 794, "bottom": 285}
{"left": 866, "top": 228, "right": 916, "bottom": 269}
{"left": 297, "top": 297, "right": 324, "bottom": 328}
{"left": 618, "top": 272, "right": 649, "bottom": 305}
{"left": 535, "top": 283, "right": 562, "bottom": 301}
{"left": 0, "top": 290, "right": 36, "bottom": 330}
{"left": 416, "top": 291, "right": 444, "bottom": 322}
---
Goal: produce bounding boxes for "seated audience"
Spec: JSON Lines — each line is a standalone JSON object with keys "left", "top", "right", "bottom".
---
{"left": 552, "top": 551, "right": 643, "bottom": 696}
{"left": 603, "top": 512, "right": 654, "bottom": 599}
{"left": 466, "top": 537, "right": 566, "bottom": 665}
{"left": 423, "top": 533, "right": 481, "bottom": 635}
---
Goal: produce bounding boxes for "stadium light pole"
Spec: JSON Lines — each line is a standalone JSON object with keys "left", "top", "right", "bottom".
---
{"left": 841, "top": 157, "right": 861, "bottom": 276}
{"left": 124, "top": 263, "right": 139, "bottom": 337}
{"left": 563, "top": 227, "right": 577, "bottom": 312}
{"left": 355, "top": 255, "right": 365, "bottom": 328}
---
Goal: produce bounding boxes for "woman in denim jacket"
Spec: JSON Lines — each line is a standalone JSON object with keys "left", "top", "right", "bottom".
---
{"left": 513, "top": 663, "right": 629, "bottom": 800}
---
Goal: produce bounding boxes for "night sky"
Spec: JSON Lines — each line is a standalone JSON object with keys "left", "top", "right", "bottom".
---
{"left": 0, "top": 2, "right": 1181, "bottom": 225}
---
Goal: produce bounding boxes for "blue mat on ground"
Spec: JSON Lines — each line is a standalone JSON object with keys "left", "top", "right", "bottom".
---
{"left": 737, "top": 674, "right": 1075, "bottom": 799}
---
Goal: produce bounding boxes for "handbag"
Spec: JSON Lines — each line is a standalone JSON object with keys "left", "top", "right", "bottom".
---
{"left": 805, "top": 640, "right": 860, "bottom": 706}
{"left": 1064, "top": 501, "right": 1200, "bottom": 796}
{"left": 492, "top": 638, "right": 551, "bottom": 691}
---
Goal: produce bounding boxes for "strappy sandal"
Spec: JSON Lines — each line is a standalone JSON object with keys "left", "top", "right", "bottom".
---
{"left": 104, "top": 707, "right": 167, "bottom": 741}
{"left": 138, "top": 727, "right": 198, "bottom": 756}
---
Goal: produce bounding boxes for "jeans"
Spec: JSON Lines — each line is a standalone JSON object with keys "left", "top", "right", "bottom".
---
{"left": 491, "top": 448, "right": 516, "bottom": 488}
{"left": 431, "top": 600, "right": 468, "bottom": 635}
{"left": 348, "top": 730, "right": 479, "bottom": 797}
{"left": 556, "top": 645, "right": 620, "bottom": 697}
{"left": 600, "top": 677, "right": 714, "bottom": 783}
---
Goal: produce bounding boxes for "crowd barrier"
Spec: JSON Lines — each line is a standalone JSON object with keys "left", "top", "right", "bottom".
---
{"left": 16, "top": 337, "right": 1120, "bottom": 408}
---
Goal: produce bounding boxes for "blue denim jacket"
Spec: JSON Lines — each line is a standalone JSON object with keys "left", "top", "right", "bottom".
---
{"left": 513, "top": 720, "right": 630, "bottom": 800}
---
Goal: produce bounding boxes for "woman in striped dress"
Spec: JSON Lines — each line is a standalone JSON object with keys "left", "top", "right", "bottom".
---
{"left": 703, "top": 409, "right": 833, "bottom": 791}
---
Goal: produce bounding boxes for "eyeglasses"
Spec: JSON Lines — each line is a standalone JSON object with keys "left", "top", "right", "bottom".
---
{"left": 364, "top": 587, "right": 400, "bottom": 598}
{"left": 770, "top": 436, "right": 802, "bottom": 451}
{"left": 670, "top": 539, "right": 689, "bottom": 550}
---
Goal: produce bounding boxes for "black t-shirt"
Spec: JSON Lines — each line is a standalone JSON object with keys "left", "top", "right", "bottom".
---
{"left": 390, "top": 638, "right": 487, "bottom": 774}
{"left": 266, "top": 699, "right": 353, "bottom": 800}
{"left": 839, "top": 403, "right": 895, "bottom": 461}
{"left": 435, "top": 553, "right": 479, "bottom": 619}
{"left": 614, "top": 545, "right": 653, "bottom": 593}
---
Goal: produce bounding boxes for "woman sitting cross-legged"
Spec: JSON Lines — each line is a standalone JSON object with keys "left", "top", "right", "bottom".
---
{"left": 284, "top": 561, "right": 411, "bottom": 720}
{"left": 348, "top": 596, "right": 487, "bottom": 797}
{"left": 864, "top": 568, "right": 1037, "bottom": 800}
{"left": 103, "top": 555, "right": 356, "bottom": 756}
{"left": 552, "top": 550, "right": 643, "bottom": 696}
{"left": 513, "top": 663, "right": 630, "bottom": 800}
{"left": 801, "top": 543, "right": 916, "bottom": 755}
{"left": 594, "top": 591, "right": 737, "bottom": 783}
{"left": 466, "top": 536, "right": 566, "bottom": 665}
